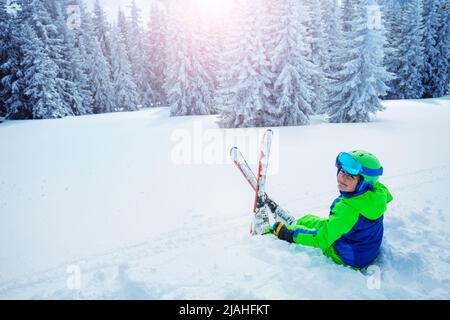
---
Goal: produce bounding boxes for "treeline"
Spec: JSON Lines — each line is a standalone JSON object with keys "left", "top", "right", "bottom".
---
{"left": 0, "top": 0, "right": 449, "bottom": 126}
{"left": 0, "top": 0, "right": 166, "bottom": 119}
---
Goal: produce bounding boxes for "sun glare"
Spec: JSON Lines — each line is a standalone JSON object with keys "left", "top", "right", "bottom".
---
{"left": 192, "top": 0, "right": 233, "bottom": 19}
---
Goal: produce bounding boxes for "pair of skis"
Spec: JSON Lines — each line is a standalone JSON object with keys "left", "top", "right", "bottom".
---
{"left": 230, "top": 129, "right": 273, "bottom": 235}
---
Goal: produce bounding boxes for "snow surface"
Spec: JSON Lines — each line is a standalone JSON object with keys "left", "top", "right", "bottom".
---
{"left": 0, "top": 97, "right": 449, "bottom": 299}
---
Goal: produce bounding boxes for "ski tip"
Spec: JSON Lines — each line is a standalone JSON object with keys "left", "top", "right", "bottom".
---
{"left": 263, "top": 129, "right": 274, "bottom": 144}
{"left": 263, "top": 129, "right": 274, "bottom": 138}
{"left": 230, "top": 146, "right": 238, "bottom": 158}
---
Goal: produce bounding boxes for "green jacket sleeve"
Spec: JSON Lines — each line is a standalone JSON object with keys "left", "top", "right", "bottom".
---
{"left": 289, "top": 199, "right": 359, "bottom": 251}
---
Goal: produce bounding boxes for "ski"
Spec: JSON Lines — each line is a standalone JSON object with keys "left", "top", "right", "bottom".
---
{"left": 230, "top": 129, "right": 273, "bottom": 235}
{"left": 253, "top": 129, "right": 273, "bottom": 213}
{"left": 251, "top": 129, "right": 274, "bottom": 235}
{"left": 230, "top": 147, "right": 259, "bottom": 192}
{"left": 231, "top": 146, "right": 296, "bottom": 226}
{"left": 229, "top": 134, "right": 272, "bottom": 196}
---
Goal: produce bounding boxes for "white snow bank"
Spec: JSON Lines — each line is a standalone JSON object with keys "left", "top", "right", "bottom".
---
{"left": 0, "top": 97, "right": 449, "bottom": 299}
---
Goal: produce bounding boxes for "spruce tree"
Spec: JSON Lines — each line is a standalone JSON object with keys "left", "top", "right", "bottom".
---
{"left": 21, "top": 0, "right": 73, "bottom": 118}
{"left": 110, "top": 25, "right": 139, "bottom": 112}
{"left": 63, "top": 0, "right": 94, "bottom": 115}
{"left": 217, "top": 0, "right": 274, "bottom": 127}
{"left": 92, "top": 0, "right": 112, "bottom": 63}
{"left": 128, "top": 0, "right": 154, "bottom": 107}
{"left": 0, "top": 0, "right": 9, "bottom": 116}
{"left": 421, "top": 0, "right": 439, "bottom": 98}
{"left": 146, "top": 0, "right": 168, "bottom": 106}
{"left": 325, "top": 0, "right": 391, "bottom": 123}
{"left": 422, "top": 0, "right": 450, "bottom": 98}
{"left": 304, "top": 0, "right": 329, "bottom": 115}
{"left": 164, "top": 0, "right": 214, "bottom": 116}
{"left": 320, "top": 0, "right": 345, "bottom": 114}
{"left": 45, "top": 0, "right": 90, "bottom": 116}
{"left": 82, "top": 11, "right": 115, "bottom": 114}
{"left": 386, "top": 0, "right": 424, "bottom": 99}
{"left": 0, "top": 3, "right": 26, "bottom": 119}
{"left": 20, "top": 23, "right": 70, "bottom": 119}
{"left": 267, "top": 0, "right": 314, "bottom": 126}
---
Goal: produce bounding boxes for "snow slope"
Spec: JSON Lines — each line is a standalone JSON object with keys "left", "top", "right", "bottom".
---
{"left": 0, "top": 97, "right": 449, "bottom": 299}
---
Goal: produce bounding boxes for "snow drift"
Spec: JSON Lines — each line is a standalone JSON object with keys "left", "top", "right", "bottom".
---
{"left": 0, "top": 97, "right": 449, "bottom": 299}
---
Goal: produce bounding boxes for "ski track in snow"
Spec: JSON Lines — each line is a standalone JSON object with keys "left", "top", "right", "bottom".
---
{"left": 1, "top": 163, "right": 449, "bottom": 299}
{"left": 1, "top": 99, "right": 450, "bottom": 299}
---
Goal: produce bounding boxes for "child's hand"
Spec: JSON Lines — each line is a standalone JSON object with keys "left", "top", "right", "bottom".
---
{"left": 272, "top": 222, "right": 294, "bottom": 243}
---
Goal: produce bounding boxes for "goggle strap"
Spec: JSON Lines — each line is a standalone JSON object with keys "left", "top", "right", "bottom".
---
{"left": 361, "top": 166, "right": 383, "bottom": 177}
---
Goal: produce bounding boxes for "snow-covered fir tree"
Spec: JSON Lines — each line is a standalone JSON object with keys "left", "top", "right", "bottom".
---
{"left": 386, "top": 0, "right": 424, "bottom": 99}
{"left": 92, "top": 0, "right": 112, "bottom": 63}
{"left": 0, "top": 2, "right": 26, "bottom": 119}
{"left": 62, "top": 0, "right": 93, "bottom": 116}
{"left": 320, "top": 0, "right": 345, "bottom": 114}
{"left": 1, "top": 0, "right": 72, "bottom": 119}
{"left": 438, "top": 0, "right": 450, "bottom": 96}
{"left": 164, "top": 0, "right": 191, "bottom": 115}
{"left": 146, "top": 0, "right": 168, "bottom": 106}
{"left": 302, "top": 0, "right": 329, "bottom": 115}
{"left": 64, "top": 32, "right": 94, "bottom": 116}
{"left": 190, "top": 0, "right": 218, "bottom": 114}
{"left": 325, "top": 0, "right": 391, "bottom": 123}
{"left": 40, "top": 0, "right": 88, "bottom": 116}
{"left": 20, "top": 23, "right": 70, "bottom": 119}
{"left": 21, "top": 0, "right": 74, "bottom": 118}
{"left": 0, "top": 0, "right": 9, "bottom": 117}
{"left": 340, "top": 0, "right": 355, "bottom": 32}
{"left": 127, "top": 0, "right": 154, "bottom": 107}
{"left": 110, "top": 25, "right": 139, "bottom": 112}
{"left": 164, "top": 0, "right": 215, "bottom": 116}
{"left": 164, "top": 0, "right": 192, "bottom": 116}
{"left": 205, "top": 4, "right": 229, "bottom": 105}
{"left": 266, "top": 0, "right": 314, "bottom": 126}
{"left": 117, "top": 9, "right": 128, "bottom": 41}
{"left": 217, "top": 0, "right": 274, "bottom": 127}
{"left": 81, "top": 11, "right": 115, "bottom": 114}
{"left": 421, "top": 0, "right": 439, "bottom": 98}
{"left": 215, "top": 1, "right": 242, "bottom": 108}
{"left": 379, "top": 0, "right": 398, "bottom": 97}
{"left": 421, "top": 0, "right": 450, "bottom": 98}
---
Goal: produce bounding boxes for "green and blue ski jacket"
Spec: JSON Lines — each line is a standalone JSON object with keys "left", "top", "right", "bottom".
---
{"left": 286, "top": 181, "right": 393, "bottom": 268}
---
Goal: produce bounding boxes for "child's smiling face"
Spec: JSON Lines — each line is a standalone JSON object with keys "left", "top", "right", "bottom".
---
{"left": 337, "top": 168, "right": 361, "bottom": 193}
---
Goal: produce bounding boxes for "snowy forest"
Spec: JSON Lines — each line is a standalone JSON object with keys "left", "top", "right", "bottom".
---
{"left": 0, "top": 0, "right": 449, "bottom": 126}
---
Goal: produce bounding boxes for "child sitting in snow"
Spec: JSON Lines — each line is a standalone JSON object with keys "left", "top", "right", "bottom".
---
{"left": 256, "top": 150, "right": 393, "bottom": 269}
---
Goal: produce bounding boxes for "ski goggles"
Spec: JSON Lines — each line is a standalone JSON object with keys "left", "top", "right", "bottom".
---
{"left": 335, "top": 152, "right": 383, "bottom": 177}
